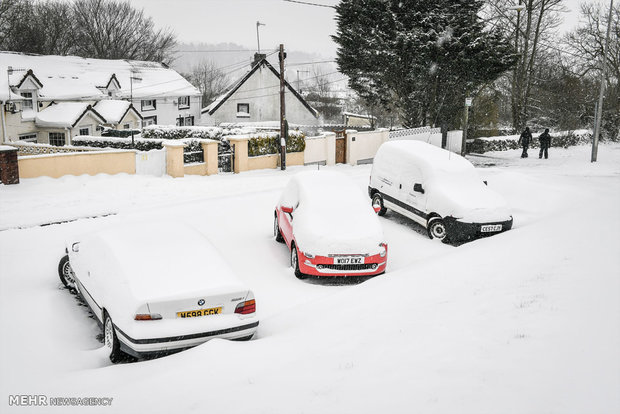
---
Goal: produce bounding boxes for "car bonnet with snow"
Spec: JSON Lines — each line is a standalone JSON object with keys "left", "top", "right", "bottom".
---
{"left": 281, "top": 171, "right": 384, "bottom": 256}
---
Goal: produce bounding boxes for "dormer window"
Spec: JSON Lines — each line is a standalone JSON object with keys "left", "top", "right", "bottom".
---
{"left": 21, "top": 92, "right": 34, "bottom": 110}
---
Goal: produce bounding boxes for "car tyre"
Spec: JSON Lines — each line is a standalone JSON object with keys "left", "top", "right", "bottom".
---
{"left": 274, "top": 212, "right": 284, "bottom": 243}
{"left": 371, "top": 193, "right": 387, "bottom": 216}
{"left": 58, "top": 255, "right": 76, "bottom": 289}
{"left": 291, "top": 245, "right": 305, "bottom": 279}
{"left": 104, "top": 311, "right": 124, "bottom": 363}
{"left": 427, "top": 217, "right": 449, "bottom": 242}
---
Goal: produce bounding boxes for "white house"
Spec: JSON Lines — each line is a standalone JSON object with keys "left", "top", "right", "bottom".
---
{"left": 202, "top": 56, "right": 319, "bottom": 127}
{"left": 0, "top": 51, "right": 201, "bottom": 144}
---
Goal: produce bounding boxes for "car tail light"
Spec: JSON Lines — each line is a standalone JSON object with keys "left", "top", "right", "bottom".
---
{"left": 134, "top": 313, "right": 162, "bottom": 321}
{"left": 235, "top": 299, "right": 256, "bottom": 315}
{"left": 379, "top": 243, "right": 387, "bottom": 257}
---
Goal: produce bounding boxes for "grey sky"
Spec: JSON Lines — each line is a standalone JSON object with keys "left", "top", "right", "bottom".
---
{"left": 124, "top": 0, "right": 587, "bottom": 58}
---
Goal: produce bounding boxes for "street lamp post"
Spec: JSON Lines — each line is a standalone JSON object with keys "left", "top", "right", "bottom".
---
{"left": 256, "top": 21, "right": 266, "bottom": 54}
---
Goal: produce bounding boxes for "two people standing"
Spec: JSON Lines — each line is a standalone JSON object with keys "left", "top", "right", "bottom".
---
{"left": 518, "top": 127, "right": 551, "bottom": 159}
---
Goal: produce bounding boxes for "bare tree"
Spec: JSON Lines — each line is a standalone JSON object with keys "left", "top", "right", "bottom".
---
{"left": 72, "top": 0, "right": 176, "bottom": 64}
{"left": 183, "top": 60, "right": 229, "bottom": 107}
{"left": 485, "top": 0, "right": 565, "bottom": 130}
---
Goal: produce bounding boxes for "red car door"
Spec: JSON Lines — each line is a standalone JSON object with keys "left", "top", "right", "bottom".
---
{"left": 278, "top": 206, "right": 294, "bottom": 247}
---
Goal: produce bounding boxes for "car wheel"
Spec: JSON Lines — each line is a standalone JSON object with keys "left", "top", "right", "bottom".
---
{"left": 274, "top": 213, "right": 284, "bottom": 243}
{"left": 291, "top": 245, "right": 305, "bottom": 279}
{"left": 427, "top": 217, "right": 448, "bottom": 242}
{"left": 371, "top": 193, "right": 387, "bottom": 216}
{"left": 103, "top": 312, "right": 123, "bottom": 363}
{"left": 58, "top": 255, "right": 76, "bottom": 289}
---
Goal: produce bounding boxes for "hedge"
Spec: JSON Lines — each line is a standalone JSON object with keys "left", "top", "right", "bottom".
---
{"left": 248, "top": 131, "right": 306, "bottom": 156}
{"left": 72, "top": 136, "right": 163, "bottom": 151}
{"left": 466, "top": 130, "right": 593, "bottom": 154}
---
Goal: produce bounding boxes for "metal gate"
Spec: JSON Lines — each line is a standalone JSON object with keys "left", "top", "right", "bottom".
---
{"left": 218, "top": 141, "right": 235, "bottom": 173}
{"left": 136, "top": 148, "right": 166, "bottom": 176}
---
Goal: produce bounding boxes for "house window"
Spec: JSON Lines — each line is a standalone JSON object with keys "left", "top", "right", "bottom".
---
{"left": 237, "top": 103, "right": 250, "bottom": 118}
{"left": 21, "top": 92, "right": 33, "bottom": 110}
{"left": 78, "top": 126, "right": 91, "bottom": 136}
{"left": 19, "top": 133, "right": 37, "bottom": 142}
{"left": 185, "top": 116, "right": 194, "bottom": 126}
{"left": 178, "top": 96, "right": 190, "bottom": 109}
{"left": 141, "top": 99, "right": 156, "bottom": 111}
{"left": 49, "top": 132, "right": 66, "bottom": 146}
{"left": 143, "top": 116, "right": 157, "bottom": 127}
{"left": 124, "top": 123, "right": 131, "bottom": 129}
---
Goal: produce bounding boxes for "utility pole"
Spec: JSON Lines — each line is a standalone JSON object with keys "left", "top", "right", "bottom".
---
{"left": 129, "top": 69, "right": 142, "bottom": 149}
{"left": 279, "top": 44, "right": 287, "bottom": 170}
{"left": 256, "top": 21, "right": 266, "bottom": 54}
{"left": 591, "top": 0, "right": 614, "bottom": 163}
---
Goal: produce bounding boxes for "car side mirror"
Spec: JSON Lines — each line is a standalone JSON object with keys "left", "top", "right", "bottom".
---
{"left": 281, "top": 206, "right": 294, "bottom": 214}
{"left": 483, "top": 180, "right": 488, "bottom": 186}
{"left": 71, "top": 242, "right": 80, "bottom": 252}
{"left": 413, "top": 183, "right": 425, "bottom": 194}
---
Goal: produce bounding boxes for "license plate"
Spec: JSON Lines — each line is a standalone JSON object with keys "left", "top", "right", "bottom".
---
{"left": 177, "top": 307, "right": 222, "bottom": 318}
{"left": 481, "top": 224, "right": 502, "bottom": 233}
{"left": 334, "top": 256, "right": 364, "bottom": 265}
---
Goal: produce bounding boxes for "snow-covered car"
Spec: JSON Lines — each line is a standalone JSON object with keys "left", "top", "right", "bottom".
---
{"left": 274, "top": 171, "right": 388, "bottom": 278}
{"left": 369, "top": 140, "right": 513, "bottom": 243}
{"left": 57, "top": 222, "right": 258, "bottom": 362}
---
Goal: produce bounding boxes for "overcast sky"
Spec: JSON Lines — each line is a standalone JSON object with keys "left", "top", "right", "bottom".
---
{"left": 124, "top": 0, "right": 586, "bottom": 58}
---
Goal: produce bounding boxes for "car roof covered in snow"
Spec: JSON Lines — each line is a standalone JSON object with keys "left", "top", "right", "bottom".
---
{"left": 85, "top": 221, "right": 246, "bottom": 301}
{"left": 375, "top": 140, "right": 475, "bottom": 179}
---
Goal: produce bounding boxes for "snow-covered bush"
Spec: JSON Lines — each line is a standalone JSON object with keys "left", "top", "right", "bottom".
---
{"left": 467, "top": 130, "right": 593, "bottom": 154}
{"left": 101, "top": 128, "right": 141, "bottom": 138}
{"left": 248, "top": 131, "right": 306, "bottom": 156}
{"left": 142, "top": 125, "right": 223, "bottom": 140}
{"left": 72, "top": 136, "right": 163, "bottom": 151}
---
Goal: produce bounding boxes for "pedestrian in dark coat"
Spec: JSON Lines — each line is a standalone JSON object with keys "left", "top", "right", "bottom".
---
{"left": 518, "top": 127, "right": 532, "bottom": 158}
{"left": 538, "top": 128, "right": 551, "bottom": 159}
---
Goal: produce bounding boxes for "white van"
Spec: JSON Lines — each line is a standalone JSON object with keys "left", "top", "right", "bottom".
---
{"left": 368, "top": 140, "right": 513, "bottom": 242}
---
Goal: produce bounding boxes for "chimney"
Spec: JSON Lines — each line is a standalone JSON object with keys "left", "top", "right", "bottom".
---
{"left": 252, "top": 53, "right": 266, "bottom": 68}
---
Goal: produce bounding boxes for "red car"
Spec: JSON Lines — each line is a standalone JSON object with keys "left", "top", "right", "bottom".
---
{"left": 274, "top": 171, "right": 388, "bottom": 278}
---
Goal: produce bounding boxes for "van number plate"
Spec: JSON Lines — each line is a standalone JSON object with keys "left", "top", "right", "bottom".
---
{"left": 481, "top": 224, "right": 502, "bottom": 233}
{"left": 334, "top": 256, "right": 364, "bottom": 265}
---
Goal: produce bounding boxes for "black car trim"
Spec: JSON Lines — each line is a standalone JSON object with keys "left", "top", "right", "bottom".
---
{"left": 114, "top": 321, "right": 260, "bottom": 345}
{"left": 372, "top": 189, "right": 429, "bottom": 221}
{"left": 77, "top": 281, "right": 102, "bottom": 314}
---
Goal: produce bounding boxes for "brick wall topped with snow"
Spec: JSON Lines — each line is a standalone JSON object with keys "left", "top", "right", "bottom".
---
{"left": 0, "top": 146, "right": 19, "bottom": 185}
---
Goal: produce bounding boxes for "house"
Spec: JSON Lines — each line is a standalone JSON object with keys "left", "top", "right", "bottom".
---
{"left": 202, "top": 55, "right": 319, "bottom": 127}
{"left": 0, "top": 51, "right": 200, "bottom": 145}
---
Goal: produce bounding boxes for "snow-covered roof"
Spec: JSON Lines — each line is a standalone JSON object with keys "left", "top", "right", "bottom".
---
{"left": 203, "top": 59, "right": 318, "bottom": 118}
{"left": 93, "top": 100, "right": 141, "bottom": 124}
{"left": 0, "top": 51, "right": 200, "bottom": 101}
{"left": 343, "top": 112, "right": 376, "bottom": 120}
{"left": 35, "top": 102, "right": 105, "bottom": 128}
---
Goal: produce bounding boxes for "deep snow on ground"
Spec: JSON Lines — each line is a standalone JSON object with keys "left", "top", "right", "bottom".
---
{"left": 0, "top": 143, "right": 619, "bottom": 413}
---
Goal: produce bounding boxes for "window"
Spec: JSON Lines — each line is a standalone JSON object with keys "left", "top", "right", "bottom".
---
{"left": 21, "top": 92, "right": 33, "bottom": 110}
{"left": 123, "top": 123, "right": 131, "bottom": 129}
{"left": 178, "top": 96, "right": 190, "bottom": 109}
{"left": 19, "top": 133, "right": 37, "bottom": 142}
{"left": 176, "top": 116, "right": 184, "bottom": 127}
{"left": 143, "top": 116, "right": 157, "bottom": 127}
{"left": 78, "top": 126, "right": 91, "bottom": 136}
{"left": 49, "top": 132, "right": 66, "bottom": 146}
{"left": 141, "top": 99, "right": 156, "bottom": 111}
{"left": 237, "top": 103, "right": 250, "bottom": 117}
{"left": 185, "top": 116, "right": 194, "bottom": 126}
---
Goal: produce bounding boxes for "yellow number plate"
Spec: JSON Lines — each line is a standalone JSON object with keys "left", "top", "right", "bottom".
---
{"left": 177, "top": 307, "right": 222, "bottom": 318}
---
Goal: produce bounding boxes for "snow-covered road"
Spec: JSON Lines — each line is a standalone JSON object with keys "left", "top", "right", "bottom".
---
{"left": 1, "top": 144, "right": 619, "bottom": 413}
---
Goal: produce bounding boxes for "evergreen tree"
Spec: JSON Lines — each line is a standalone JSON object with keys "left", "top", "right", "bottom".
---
{"left": 333, "top": 0, "right": 516, "bottom": 129}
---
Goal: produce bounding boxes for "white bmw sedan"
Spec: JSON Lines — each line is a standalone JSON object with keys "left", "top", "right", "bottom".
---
{"left": 57, "top": 221, "right": 258, "bottom": 362}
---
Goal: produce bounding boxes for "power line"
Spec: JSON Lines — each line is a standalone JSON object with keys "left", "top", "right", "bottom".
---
{"left": 283, "top": 0, "right": 335, "bottom": 9}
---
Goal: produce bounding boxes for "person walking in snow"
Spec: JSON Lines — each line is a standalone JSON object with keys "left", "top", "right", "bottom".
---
{"left": 538, "top": 128, "right": 551, "bottom": 159}
{"left": 518, "top": 127, "right": 532, "bottom": 158}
